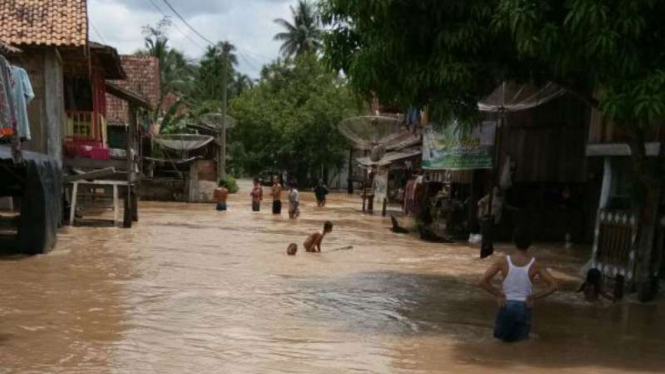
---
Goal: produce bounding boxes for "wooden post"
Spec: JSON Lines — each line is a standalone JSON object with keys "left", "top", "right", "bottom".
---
{"left": 113, "top": 184, "right": 119, "bottom": 225}
{"left": 124, "top": 103, "right": 137, "bottom": 229}
{"left": 69, "top": 182, "right": 78, "bottom": 226}
{"left": 218, "top": 43, "right": 231, "bottom": 181}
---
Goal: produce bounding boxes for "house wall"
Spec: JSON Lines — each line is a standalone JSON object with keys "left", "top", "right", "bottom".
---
{"left": 499, "top": 95, "right": 591, "bottom": 183}
{"left": 18, "top": 47, "right": 65, "bottom": 163}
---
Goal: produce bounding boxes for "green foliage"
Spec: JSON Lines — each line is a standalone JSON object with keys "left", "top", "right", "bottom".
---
{"left": 136, "top": 17, "right": 196, "bottom": 122}
{"left": 321, "top": 0, "right": 515, "bottom": 125}
{"left": 220, "top": 175, "right": 239, "bottom": 194}
{"left": 159, "top": 98, "right": 188, "bottom": 134}
{"left": 321, "top": 0, "right": 665, "bottom": 131}
{"left": 229, "top": 53, "right": 361, "bottom": 185}
{"left": 274, "top": 1, "right": 323, "bottom": 58}
{"left": 192, "top": 41, "right": 239, "bottom": 103}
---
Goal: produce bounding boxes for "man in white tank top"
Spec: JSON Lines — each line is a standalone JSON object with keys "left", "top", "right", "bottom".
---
{"left": 478, "top": 229, "right": 558, "bottom": 342}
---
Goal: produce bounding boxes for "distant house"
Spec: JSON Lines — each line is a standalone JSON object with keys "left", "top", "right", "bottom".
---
{"left": 106, "top": 55, "right": 161, "bottom": 151}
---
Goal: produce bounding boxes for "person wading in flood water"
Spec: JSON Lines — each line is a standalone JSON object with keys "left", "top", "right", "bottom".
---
{"left": 214, "top": 180, "right": 229, "bottom": 212}
{"left": 478, "top": 228, "right": 558, "bottom": 342}
{"left": 271, "top": 176, "right": 283, "bottom": 215}
{"left": 250, "top": 178, "right": 263, "bottom": 212}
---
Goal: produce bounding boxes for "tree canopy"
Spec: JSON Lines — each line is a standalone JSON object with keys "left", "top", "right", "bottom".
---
{"left": 229, "top": 53, "right": 361, "bottom": 183}
{"left": 321, "top": 0, "right": 665, "bottom": 130}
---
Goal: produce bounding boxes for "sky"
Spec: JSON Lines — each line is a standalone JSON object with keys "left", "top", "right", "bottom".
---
{"left": 88, "top": 0, "right": 295, "bottom": 78}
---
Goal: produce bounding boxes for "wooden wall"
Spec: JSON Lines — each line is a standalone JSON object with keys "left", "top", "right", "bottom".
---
{"left": 499, "top": 95, "right": 590, "bottom": 183}
{"left": 16, "top": 47, "right": 66, "bottom": 163}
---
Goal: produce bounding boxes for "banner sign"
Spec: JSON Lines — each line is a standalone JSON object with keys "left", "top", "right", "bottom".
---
{"left": 373, "top": 166, "right": 389, "bottom": 203}
{"left": 422, "top": 121, "right": 497, "bottom": 170}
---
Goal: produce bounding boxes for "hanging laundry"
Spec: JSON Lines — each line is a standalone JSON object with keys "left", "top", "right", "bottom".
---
{"left": 10, "top": 66, "right": 34, "bottom": 140}
{"left": 0, "top": 55, "right": 15, "bottom": 137}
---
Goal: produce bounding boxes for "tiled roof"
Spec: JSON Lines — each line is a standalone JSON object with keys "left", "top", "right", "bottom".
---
{"left": 0, "top": 0, "right": 88, "bottom": 47}
{"left": 107, "top": 55, "right": 161, "bottom": 125}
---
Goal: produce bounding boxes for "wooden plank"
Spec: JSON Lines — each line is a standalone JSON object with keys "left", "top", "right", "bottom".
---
{"left": 69, "top": 180, "right": 128, "bottom": 186}
{"left": 65, "top": 167, "right": 116, "bottom": 182}
{"left": 64, "top": 157, "right": 127, "bottom": 171}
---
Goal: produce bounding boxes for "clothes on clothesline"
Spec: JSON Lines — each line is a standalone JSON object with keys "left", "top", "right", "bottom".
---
{"left": 11, "top": 66, "right": 34, "bottom": 139}
{"left": 0, "top": 55, "right": 15, "bottom": 137}
{"left": 0, "top": 56, "right": 34, "bottom": 141}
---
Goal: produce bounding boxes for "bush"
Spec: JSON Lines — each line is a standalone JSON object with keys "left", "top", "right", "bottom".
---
{"left": 219, "top": 175, "right": 239, "bottom": 194}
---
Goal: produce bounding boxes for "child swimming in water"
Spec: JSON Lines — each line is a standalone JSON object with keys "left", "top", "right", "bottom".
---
{"left": 303, "top": 221, "right": 333, "bottom": 252}
{"left": 578, "top": 268, "right": 614, "bottom": 302}
{"left": 286, "top": 243, "right": 298, "bottom": 256}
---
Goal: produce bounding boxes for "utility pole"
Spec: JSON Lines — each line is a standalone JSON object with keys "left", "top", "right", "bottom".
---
{"left": 218, "top": 43, "right": 231, "bottom": 181}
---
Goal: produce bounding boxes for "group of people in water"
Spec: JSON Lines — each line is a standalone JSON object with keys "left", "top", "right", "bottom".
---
{"left": 214, "top": 175, "right": 334, "bottom": 257}
{"left": 214, "top": 176, "right": 618, "bottom": 344}
{"left": 215, "top": 176, "right": 329, "bottom": 218}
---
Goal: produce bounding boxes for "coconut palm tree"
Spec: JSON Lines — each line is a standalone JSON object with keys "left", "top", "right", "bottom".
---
{"left": 274, "top": 0, "right": 322, "bottom": 57}
{"left": 232, "top": 73, "right": 254, "bottom": 96}
{"left": 137, "top": 18, "right": 195, "bottom": 120}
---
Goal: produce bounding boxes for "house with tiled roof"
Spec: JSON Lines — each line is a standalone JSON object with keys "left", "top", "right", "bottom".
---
{"left": 0, "top": 0, "right": 152, "bottom": 231}
{"left": 0, "top": 0, "right": 125, "bottom": 162}
{"left": 105, "top": 55, "right": 161, "bottom": 149}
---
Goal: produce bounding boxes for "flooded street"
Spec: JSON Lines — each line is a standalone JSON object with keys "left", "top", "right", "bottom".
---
{"left": 1, "top": 180, "right": 664, "bottom": 374}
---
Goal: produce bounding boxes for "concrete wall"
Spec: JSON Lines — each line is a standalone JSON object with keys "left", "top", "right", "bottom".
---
{"left": 19, "top": 47, "right": 65, "bottom": 164}
{"left": 188, "top": 160, "right": 218, "bottom": 203}
{"left": 141, "top": 179, "right": 186, "bottom": 201}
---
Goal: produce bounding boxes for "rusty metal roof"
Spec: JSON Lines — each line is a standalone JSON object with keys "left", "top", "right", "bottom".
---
{"left": 0, "top": 0, "right": 88, "bottom": 47}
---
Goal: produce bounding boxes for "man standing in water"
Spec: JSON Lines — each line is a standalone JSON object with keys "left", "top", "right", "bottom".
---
{"left": 250, "top": 178, "right": 263, "bottom": 212}
{"left": 271, "top": 176, "right": 283, "bottom": 215}
{"left": 478, "top": 229, "right": 558, "bottom": 342}
{"left": 214, "top": 180, "right": 229, "bottom": 211}
{"left": 314, "top": 179, "right": 329, "bottom": 207}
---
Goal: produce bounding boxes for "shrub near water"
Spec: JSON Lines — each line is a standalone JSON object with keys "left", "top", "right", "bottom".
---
{"left": 220, "top": 175, "right": 239, "bottom": 194}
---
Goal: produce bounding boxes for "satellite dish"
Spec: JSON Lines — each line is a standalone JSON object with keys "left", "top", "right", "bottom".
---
{"left": 154, "top": 134, "right": 214, "bottom": 152}
{"left": 370, "top": 144, "right": 386, "bottom": 162}
{"left": 200, "top": 112, "right": 236, "bottom": 130}
{"left": 337, "top": 115, "right": 420, "bottom": 163}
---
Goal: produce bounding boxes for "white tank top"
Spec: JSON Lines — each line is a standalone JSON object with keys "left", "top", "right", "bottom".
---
{"left": 503, "top": 255, "right": 535, "bottom": 301}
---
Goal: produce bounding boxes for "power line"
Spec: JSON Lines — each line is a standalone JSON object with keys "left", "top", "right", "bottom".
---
{"left": 145, "top": 0, "right": 207, "bottom": 52}
{"left": 90, "top": 21, "right": 108, "bottom": 45}
{"left": 149, "top": 0, "right": 276, "bottom": 71}
{"left": 160, "top": 0, "right": 216, "bottom": 46}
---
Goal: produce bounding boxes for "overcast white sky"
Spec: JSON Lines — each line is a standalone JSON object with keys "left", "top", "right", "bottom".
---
{"left": 88, "top": 0, "right": 295, "bottom": 77}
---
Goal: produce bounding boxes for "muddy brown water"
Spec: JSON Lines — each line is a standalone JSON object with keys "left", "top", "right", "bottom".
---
{"left": 0, "top": 180, "right": 663, "bottom": 374}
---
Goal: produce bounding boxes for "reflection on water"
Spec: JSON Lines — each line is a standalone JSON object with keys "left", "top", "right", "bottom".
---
{"left": 0, "top": 180, "right": 663, "bottom": 374}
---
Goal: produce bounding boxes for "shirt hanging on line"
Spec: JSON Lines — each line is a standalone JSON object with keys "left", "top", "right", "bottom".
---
{"left": 11, "top": 66, "right": 34, "bottom": 140}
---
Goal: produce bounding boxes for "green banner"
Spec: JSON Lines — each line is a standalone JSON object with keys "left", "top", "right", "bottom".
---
{"left": 422, "top": 122, "right": 496, "bottom": 170}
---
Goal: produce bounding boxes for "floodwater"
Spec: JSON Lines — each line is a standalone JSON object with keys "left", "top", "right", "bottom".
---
{"left": 0, "top": 180, "right": 664, "bottom": 374}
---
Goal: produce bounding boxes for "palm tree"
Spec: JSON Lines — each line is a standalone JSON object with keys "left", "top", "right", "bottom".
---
{"left": 274, "top": 0, "right": 322, "bottom": 57}
{"left": 231, "top": 73, "right": 254, "bottom": 96}
{"left": 216, "top": 40, "right": 238, "bottom": 68}
{"left": 137, "top": 18, "right": 195, "bottom": 120}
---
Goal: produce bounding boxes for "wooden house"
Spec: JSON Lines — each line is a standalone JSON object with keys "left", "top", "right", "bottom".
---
{"left": 0, "top": 0, "right": 151, "bottom": 228}
{"left": 424, "top": 93, "right": 594, "bottom": 242}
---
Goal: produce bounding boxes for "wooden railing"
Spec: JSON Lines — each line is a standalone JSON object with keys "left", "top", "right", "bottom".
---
{"left": 66, "top": 111, "right": 96, "bottom": 140}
